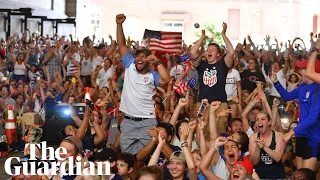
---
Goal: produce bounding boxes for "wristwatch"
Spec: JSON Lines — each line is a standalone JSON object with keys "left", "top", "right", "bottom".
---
{"left": 313, "top": 47, "right": 319, "bottom": 53}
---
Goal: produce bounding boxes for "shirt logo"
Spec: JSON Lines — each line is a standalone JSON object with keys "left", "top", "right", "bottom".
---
{"left": 306, "top": 91, "right": 310, "bottom": 99}
{"left": 203, "top": 68, "right": 217, "bottom": 87}
{"left": 143, "top": 77, "right": 150, "bottom": 84}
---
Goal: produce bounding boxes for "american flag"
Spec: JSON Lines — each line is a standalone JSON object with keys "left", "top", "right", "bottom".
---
{"left": 187, "top": 76, "right": 197, "bottom": 89}
{"left": 141, "top": 29, "right": 182, "bottom": 54}
{"left": 173, "top": 77, "right": 197, "bottom": 95}
{"left": 180, "top": 55, "right": 191, "bottom": 63}
{"left": 173, "top": 81, "right": 189, "bottom": 95}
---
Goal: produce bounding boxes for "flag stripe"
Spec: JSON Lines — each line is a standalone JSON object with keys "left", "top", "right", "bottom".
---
{"left": 149, "top": 41, "right": 182, "bottom": 46}
{"left": 161, "top": 32, "right": 182, "bottom": 35}
{"left": 149, "top": 39, "right": 182, "bottom": 44}
{"left": 150, "top": 43, "right": 182, "bottom": 49}
{"left": 149, "top": 47, "right": 182, "bottom": 53}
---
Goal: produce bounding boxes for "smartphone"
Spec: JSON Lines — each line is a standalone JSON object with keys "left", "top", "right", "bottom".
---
{"left": 36, "top": 76, "right": 41, "bottom": 81}
{"left": 1, "top": 77, "right": 7, "bottom": 81}
{"left": 85, "top": 99, "right": 94, "bottom": 110}
{"left": 197, "top": 102, "right": 206, "bottom": 117}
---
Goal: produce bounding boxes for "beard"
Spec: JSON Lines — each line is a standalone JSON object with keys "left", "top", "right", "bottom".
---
{"left": 136, "top": 62, "right": 150, "bottom": 72}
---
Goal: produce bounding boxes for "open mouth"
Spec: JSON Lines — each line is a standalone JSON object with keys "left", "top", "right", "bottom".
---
{"left": 208, "top": 55, "right": 213, "bottom": 59}
{"left": 233, "top": 173, "right": 240, "bottom": 180}
{"left": 228, "top": 153, "right": 235, "bottom": 162}
{"left": 258, "top": 125, "right": 264, "bottom": 130}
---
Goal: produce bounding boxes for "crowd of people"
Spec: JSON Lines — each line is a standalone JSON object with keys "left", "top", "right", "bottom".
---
{"left": 0, "top": 13, "right": 319, "bottom": 180}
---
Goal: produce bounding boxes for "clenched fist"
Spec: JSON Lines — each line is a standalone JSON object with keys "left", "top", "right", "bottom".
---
{"left": 116, "top": 14, "right": 126, "bottom": 24}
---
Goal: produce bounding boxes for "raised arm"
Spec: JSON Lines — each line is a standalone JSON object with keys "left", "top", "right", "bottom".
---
{"left": 92, "top": 117, "right": 106, "bottom": 146}
{"left": 271, "top": 73, "right": 300, "bottom": 101}
{"left": 190, "top": 30, "right": 206, "bottom": 67}
{"left": 180, "top": 124, "right": 198, "bottom": 180}
{"left": 148, "top": 132, "right": 165, "bottom": 166}
{"left": 116, "top": 14, "right": 129, "bottom": 57}
{"left": 306, "top": 39, "right": 320, "bottom": 83}
{"left": 221, "top": 23, "right": 235, "bottom": 68}
{"left": 209, "top": 101, "right": 220, "bottom": 141}
{"left": 147, "top": 54, "right": 170, "bottom": 84}
{"left": 169, "top": 97, "right": 188, "bottom": 126}
{"left": 248, "top": 35, "right": 262, "bottom": 59}
{"left": 200, "top": 137, "right": 227, "bottom": 180}
{"left": 75, "top": 108, "right": 90, "bottom": 140}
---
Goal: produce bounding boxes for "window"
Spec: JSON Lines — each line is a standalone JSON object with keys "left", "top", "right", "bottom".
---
{"left": 162, "top": 21, "right": 184, "bottom": 32}
{"left": 228, "top": 9, "right": 240, "bottom": 40}
{"left": 91, "top": 13, "right": 100, "bottom": 28}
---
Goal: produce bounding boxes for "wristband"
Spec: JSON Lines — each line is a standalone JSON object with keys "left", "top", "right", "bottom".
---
{"left": 155, "top": 60, "right": 162, "bottom": 67}
{"left": 251, "top": 102, "right": 255, "bottom": 107}
{"left": 212, "top": 143, "right": 219, "bottom": 151}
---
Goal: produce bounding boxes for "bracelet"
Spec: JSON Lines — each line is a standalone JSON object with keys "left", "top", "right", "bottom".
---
{"left": 212, "top": 143, "right": 219, "bottom": 151}
{"left": 251, "top": 102, "right": 255, "bottom": 107}
{"left": 155, "top": 60, "right": 162, "bottom": 67}
{"left": 181, "top": 142, "right": 187, "bottom": 146}
{"left": 181, "top": 144, "right": 188, "bottom": 148}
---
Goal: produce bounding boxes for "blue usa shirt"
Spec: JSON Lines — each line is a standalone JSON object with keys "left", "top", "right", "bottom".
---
{"left": 275, "top": 82, "right": 320, "bottom": 143}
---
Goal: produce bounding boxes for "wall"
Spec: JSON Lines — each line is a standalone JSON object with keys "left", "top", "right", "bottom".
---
{"left": 91, "top": 0, "right": 304, "bottom": 45}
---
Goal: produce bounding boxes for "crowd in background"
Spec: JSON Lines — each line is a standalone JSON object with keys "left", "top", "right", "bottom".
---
{"left": 0, "top": 13, "right": 319, "bottom": 180}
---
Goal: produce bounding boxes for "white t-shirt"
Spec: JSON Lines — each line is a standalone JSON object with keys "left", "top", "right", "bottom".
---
{"left": 92, "top": 55, "right": 104, "bottom": 70}
{"left": 98, "top": 65, "right": 116, "bottom": 88}
{"left": 64, "top": 53, "right": 80, "bottom": 76}
{"left": 80, "top": 57, "right": 93, "bottom": 76}
{"left": 170, "top": 65, "right": 184, "bottom": 79}
{"left": 225, "top": 69, "right": 241, "bottom": 101}
{"left": 262, "top": 64, "right": 286, "bottom": 97}
{"left": 119, "top": 52, "right": 160, "bottom": 118}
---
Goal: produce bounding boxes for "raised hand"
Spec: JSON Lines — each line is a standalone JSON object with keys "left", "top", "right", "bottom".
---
{"left": 210, "top": 101, "right": 221, "bottom": 112}
{"left": 217, "top": 109, "right": 232, "bottom": 117}
{"left": 180, "top": 123, "right": 190, "bottom": 142}
{"left": 258, "top": 91, "right": 267, "bottom": 102}
{"left": 273, "top": 98, "right": 280, "bottom": 107}
{"left": 116, "top": 14, "right": 126, "bottom": 24}
{"left": 178, "top": 97, "right": 188, "bottom": 107}
{"left": 158, "top": 130, "right": 166, "bottom": 144}
{"left": 201, "top": 29, "right": 207, "bottom": 39}
{"left": 264, "top": 35, "right": 270, "bottom": 43}
{"left": 197, "top": 117, "right": 207, "bottom": 132}
{"left": 247, "top": 35, "right": 253, "bottom": 43}
{"left": 222, "top": 22, "right": 227, "bottom": 35}
{"left": 188, "top": 120, "right": 197, "bottom": 131}
{"left": 270, "top": 71, "right": 278, "bottom": 83}
{"left": 147, "top": 126, "right": 159, "bottom": 140}
{"left": 215, "top": 136, "right": 228, "bottom": 147}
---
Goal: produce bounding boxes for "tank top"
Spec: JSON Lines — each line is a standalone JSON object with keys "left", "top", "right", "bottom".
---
{"left": 254, "top": 131, "right": 286, "bottom": 179}
{"left": 14, "top": 62, "right": 26, "bottom": 75}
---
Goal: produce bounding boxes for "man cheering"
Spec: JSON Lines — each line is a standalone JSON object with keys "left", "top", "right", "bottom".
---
{"left": 116, "top": 14, "right": 170, "bottom": 155}
{"left": 190, "top": 23, "right": 235, "bottom": 132}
